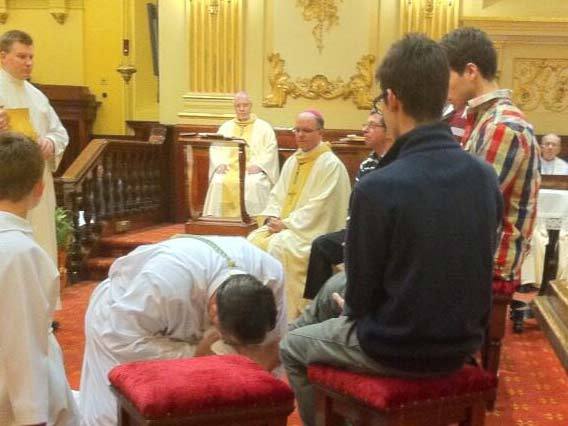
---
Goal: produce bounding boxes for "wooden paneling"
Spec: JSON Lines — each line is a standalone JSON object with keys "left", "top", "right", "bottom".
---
{"left": 36, "top": 84, "right": 98, "bottom": 176}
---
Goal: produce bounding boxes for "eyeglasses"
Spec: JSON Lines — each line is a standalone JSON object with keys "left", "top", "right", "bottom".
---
{"left": 293, "top": 127, "right": 320, "bottom": 134}
{"left": 541, "top": 142, "right": 560, "bottom": 148}
{"left": 363, "top": 122, "right": 386, "bottom": 130}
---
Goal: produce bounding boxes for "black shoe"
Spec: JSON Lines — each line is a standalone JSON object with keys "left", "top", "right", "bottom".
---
{"left": 518, "top": 283, "right": 539, "bottom": 293}
{"left": 52, "top": 320, "right": 60, "bottom": 331}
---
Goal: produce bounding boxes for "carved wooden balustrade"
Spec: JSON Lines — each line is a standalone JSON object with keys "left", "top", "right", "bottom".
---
{"left": 55, "top": 138, "right": 167, "bottom": 282}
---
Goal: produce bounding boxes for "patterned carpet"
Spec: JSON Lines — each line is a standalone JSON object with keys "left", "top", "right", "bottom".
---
{"left": 53, "top": 226, "right": 568, "bottom": 425}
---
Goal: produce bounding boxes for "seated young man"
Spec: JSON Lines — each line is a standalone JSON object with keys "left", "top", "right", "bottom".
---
{"left": 280, "top": 34, "right": 503, "bottom": 426}
{"left": 79, "top": 236, "right": 286, "bottom": 426}
{"left": 303, "top": 107, "right": 391, "bottom": 299}
{"left": 0, "top": 132, "right": 79, "bottom": 426}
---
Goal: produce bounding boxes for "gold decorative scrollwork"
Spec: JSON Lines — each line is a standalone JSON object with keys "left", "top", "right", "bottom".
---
{"left": 296, "top": 0, "right": 343, "bottom": 53}
{"left": 0, "top": 0, "right": 8, "bottom": 24}
{"left": 263, "top": 53, "right": 376, "bottom": 109}
{"left": 513, "top": 59, "right": 568, "bottom": 112}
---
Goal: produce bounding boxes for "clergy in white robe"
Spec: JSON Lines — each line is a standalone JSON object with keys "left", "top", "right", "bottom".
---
{"left": 248, "top": 111, "right": 351, "bottom": 319}
{"left": 203, "top": 92, "right": 279, "bottom": 217}
{"left": 0, "top": 31, "right": 69, "bottom": 267}
{"left": 79, "top": 236, "right": 286, "bottom": 426}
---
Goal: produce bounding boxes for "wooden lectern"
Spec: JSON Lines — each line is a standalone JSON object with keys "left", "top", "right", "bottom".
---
{"left": 179, "top": 134, "right": 257, "bottom": 236}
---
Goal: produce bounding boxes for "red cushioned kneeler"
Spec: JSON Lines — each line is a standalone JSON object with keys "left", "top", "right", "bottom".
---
{"left": 308, "top": 364, "right": 497, "bottom": 426}
{"left": 109, "top": 355, "right": 294, "bottom": 426}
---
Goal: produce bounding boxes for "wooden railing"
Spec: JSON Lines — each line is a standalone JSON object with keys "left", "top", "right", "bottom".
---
{"left": 55, "top": 138, "right": 168, "bottom": 282}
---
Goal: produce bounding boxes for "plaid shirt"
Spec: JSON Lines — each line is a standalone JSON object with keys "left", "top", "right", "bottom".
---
{"left": 462, "top": 89, "right": 541, "bottom": 282}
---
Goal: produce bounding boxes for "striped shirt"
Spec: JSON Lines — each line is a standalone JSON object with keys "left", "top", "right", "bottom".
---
{"left": 462, "top": 89, "right": 541, "bottom": 282}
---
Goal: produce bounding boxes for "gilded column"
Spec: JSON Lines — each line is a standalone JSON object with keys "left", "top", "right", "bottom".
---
{"left": 180, "top": 0, "right": 243, "bottom": 123}
{"left": 399, "top": 0, "right": 460, "bottom": 40}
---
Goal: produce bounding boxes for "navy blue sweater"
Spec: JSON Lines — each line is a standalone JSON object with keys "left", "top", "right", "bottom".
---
{"left": 345, "top": 122, "right": 503, "bottom": 374}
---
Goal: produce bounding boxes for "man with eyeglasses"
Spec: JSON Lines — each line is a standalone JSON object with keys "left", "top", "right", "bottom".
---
{"left": 79, "top": 235, "right": 286, "bottom": 426}
{"left": 248, "top": 110, "right": 351, "bottom": 319}
{"left": 540, "top": 133, "right": 568, "bottom": 175}
{"left": 302, "top": 108, "right": 392, "bottom": 300}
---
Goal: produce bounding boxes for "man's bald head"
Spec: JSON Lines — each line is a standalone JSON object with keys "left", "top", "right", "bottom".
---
{"left": 234, "top": 91, "right": 253, "bottom": 121}
{"left": 294, "top": 111, "right": 324, "bottom": 152}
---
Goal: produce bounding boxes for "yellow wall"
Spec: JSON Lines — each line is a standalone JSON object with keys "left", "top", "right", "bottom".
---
{"left": 0, "top": 0, "right": 159, "bottom": 135}
{"left": 3, "top": 1, "right": 568, "bottom": 135}
{"left": 462, "top": 0, "right": 568, "bottom": 18}
{"left": 83, "top": 0, "right": 125, "bottom": 134}
{"left": 0, "top": 7, "right": 84, "bottom": 85}
{"left": 132, "top": 0, "right": 158, "bottom": 121}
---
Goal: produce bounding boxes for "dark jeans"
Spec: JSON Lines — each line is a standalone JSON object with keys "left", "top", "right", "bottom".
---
{"left": 303, "top": 229, "right": 345, "bottom": 299}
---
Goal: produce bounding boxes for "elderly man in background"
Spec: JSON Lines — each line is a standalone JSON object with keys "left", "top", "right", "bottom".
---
{"left": 248, "top": 110, "right": 351, "bottom": 319}
{"left": 0, "top": 29, "right": 68, "bottom": 267}
{"left": 203, "top": 91, "right": 279, "bottom": 217}
{"left": 540, "top": 133, "right": 568, "bottom": 175}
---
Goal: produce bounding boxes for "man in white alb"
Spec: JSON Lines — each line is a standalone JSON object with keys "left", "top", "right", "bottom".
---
{"left": 203, "top": 92, "right": 279, "bottom": 217}
{"left": 79, "top": 236, "right": 286, "bottom": 426}
{"left": 0, "top": 30, "right": 69, "bottom": 266}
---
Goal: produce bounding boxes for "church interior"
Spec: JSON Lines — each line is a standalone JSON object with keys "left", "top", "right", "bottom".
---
{"left": 1, "top": 0, "right": 568, "bottom": 425}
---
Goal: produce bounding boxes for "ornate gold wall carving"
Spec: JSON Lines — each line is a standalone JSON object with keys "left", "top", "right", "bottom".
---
{"left": 0, "top": 0, "right": 7, "bottom": 24}
{"left": 262, "top": 53, "right": 376, "bottom": 109}
{"left": 400, "top": 0, "right": 460, "bottom": 40}
{"left": 0, "top": 0, "right": 83, "bottom": 24}
{"left": 188, "top": 0, "right": 242, "bottom": 93}
{"left": 513, "top": 59, "right": 568, "bottom": 112}
{"left": 296, "top": 0, "right": 342, "bottom": 53}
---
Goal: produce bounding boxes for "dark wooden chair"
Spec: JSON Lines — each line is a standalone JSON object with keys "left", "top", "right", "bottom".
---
{"left": 109, "top": 355, "right": 294, "bottom": 426}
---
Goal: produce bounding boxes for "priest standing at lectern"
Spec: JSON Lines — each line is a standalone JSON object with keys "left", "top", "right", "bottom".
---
{"left": 248, "top": 110, "right": 351, "bottom": 319}
{"left": 0, "top": 30, "right": 68, "bottom": 267}
{"left": 203, "top": 91, "right": 279, "bottom": 217}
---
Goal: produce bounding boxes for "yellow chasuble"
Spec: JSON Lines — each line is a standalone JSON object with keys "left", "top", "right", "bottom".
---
{"left": 250, "top": 143, "right": 331, "bottom": 251}
{"left": 281, "top": 143, "right": 331, "bottom": 219}
{"left": 218, "top": 115, "right": 255, "bottom": 217}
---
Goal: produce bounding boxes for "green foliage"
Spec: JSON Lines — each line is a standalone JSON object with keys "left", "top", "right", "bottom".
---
{"left": 55, "top": 207, "right": 73, "bottom": 250}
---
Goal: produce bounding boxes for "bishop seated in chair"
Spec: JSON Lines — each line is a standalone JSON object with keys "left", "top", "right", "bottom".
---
{"left": 248, "top": 110, "right": 351, "bottom": 319}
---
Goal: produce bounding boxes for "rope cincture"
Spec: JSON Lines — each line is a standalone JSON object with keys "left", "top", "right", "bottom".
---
{"left": 170, "top": 234, "right": 238, "bottom": 268}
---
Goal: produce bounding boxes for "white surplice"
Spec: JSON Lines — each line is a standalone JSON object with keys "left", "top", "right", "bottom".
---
{"left": 203, "top": 118, "right": 279, "bottom": 216}
{"left": 248, "top": 149, "right": 351, "bottom": 318}
{"left": 541, "top": 157, "right": 568, "bottom": 175}
{"left": 79, "top": 236, "right": 286, "bottom": 426}
{"left": 0, "top": 212, "right": 79, "bottom": 426}
{"left": 0, "top": 69, "right": 69, "bottom": 266}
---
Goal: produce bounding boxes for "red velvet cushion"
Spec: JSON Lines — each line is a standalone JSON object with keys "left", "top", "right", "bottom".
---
{"left": 492, "top": 278, "right": 519, "bottom": 296}
{"left": 109, "top": 355, "right": 294, "bottom": 418}
{"left": 308, "top": 364, "right": 497, "bottom": 410}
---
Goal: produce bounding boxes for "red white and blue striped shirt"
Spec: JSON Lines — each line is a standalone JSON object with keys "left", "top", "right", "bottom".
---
{"left": 462, "top": 89, "right": 541, "bottom": 283}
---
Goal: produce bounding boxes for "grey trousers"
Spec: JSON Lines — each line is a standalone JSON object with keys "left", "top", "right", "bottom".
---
{"left": 281, "top": 271, "right": 428, "bottom": 426}
{"left": 290, "top": 270, "right": 346, "bottom": 332}
{"left": 281, "top": 316, "right": 424, "bottom": 426}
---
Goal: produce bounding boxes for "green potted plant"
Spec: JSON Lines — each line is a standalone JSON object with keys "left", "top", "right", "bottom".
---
{"left": 55, "top": 207, "right": 73, "bottom": 288}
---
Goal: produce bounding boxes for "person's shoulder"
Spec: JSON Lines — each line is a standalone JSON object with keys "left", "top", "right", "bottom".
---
{"left": 487, "top": 100, "right": 535, "bottom": 138}
{"left": 254, "top": 117, "right": 274, "bottom": 129}
{"left": 25, "top": 81, "right": 50, "bottom": 101}
{"left": 0, "top": 232, "right": 52, "bottom": 270}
